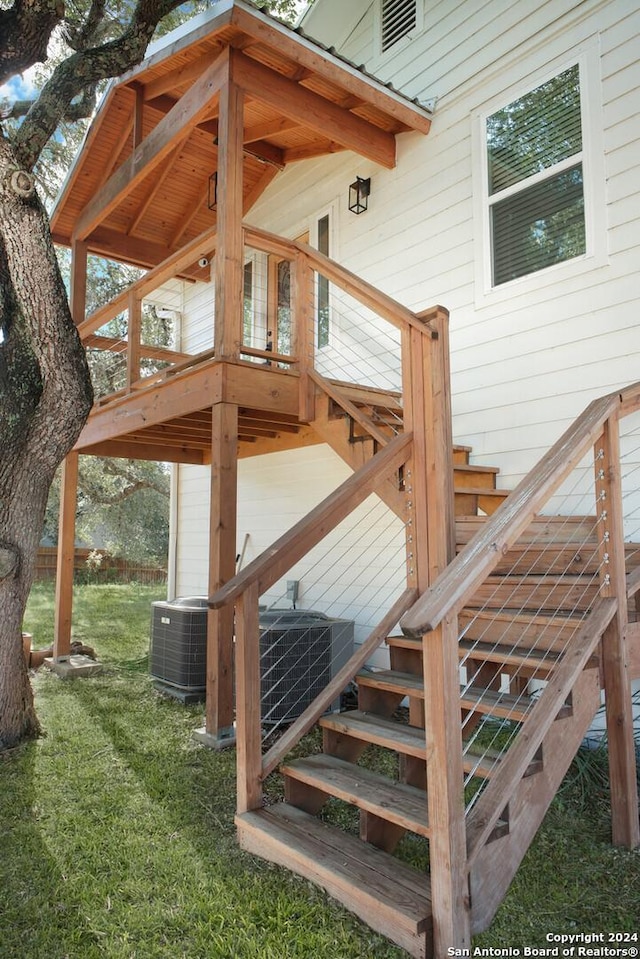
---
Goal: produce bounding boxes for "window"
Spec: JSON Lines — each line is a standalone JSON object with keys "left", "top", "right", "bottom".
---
{"left": 486, "top": 64, "right": 586, "bottom": 286}
{"left": 381, "top": 0, "right": 417, "bottom": 52}
{"left": 317, "top": 213, "right": 330, "bottom": 349}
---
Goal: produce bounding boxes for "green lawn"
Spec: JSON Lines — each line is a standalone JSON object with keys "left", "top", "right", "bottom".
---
{"left": 1, "top": 583, "right": 637, "bottom": 958}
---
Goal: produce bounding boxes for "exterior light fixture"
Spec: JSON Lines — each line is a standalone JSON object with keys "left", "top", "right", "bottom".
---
{"left": 348, "top": 176, "right": 370, "bottom": 214}
{"left": 208, "top": 171, "right": 218, "bottom": 211}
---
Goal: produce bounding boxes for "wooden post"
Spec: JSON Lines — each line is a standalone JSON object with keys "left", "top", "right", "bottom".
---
{"left": 53, "top": 451, "right": 79, "bottom": 659}
{"left": 235, "top": 581, "right": 263, "bottom": 812}
{"left": 205, "top": 401, "right": 239, "bottom": 745}
{"left": 594, "top": 418, "right": 640, "bottom": 847}
{"left": 126, "top": 291, "right": 142, "bottom": 390}
{"left": 69, "top": 239, "right": 88, "bottom": 326}
{"left": 293, "top": 252, "right": 315, "bottom": 422}
{"left": 214, "top": 52, "right": 244, "bottom": 361}
{"left": 407, "top": 309, "right": 471, "bottom": 949}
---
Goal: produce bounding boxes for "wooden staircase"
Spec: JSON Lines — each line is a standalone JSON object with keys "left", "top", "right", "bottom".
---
{"left": 234, "top": 427, "right": 629, "bottom": 957}
{"left": 311, "top": 380, "right": 511, "bottom": 518}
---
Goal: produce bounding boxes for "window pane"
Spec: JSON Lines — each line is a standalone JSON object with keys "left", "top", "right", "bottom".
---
{"left": 492, "top": 164, "right": 585, "bottom": 285}
{"left": 317, "top": 214, "right": 330, "bottom": 349}
{"left": 487, "top": 65, "right": 582, "bottom": 195}
{"left": 243, "top": 261, "right": 253, "bottom": 343}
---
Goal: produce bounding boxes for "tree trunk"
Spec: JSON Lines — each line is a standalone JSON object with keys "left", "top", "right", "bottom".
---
{"left": 0, "top": 134, "right": 93, "bottom": 750}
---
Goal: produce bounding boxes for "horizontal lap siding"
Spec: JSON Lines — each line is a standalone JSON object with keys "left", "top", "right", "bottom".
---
{"left": 176, "top": 0, "right": 640, "bottom": 640}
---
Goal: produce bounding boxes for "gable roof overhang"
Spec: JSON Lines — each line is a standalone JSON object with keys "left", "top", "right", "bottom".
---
{"left": 50, "top": 0, "right": 432, "bottom": 272}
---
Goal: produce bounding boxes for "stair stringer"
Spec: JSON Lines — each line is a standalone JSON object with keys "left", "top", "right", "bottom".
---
{"left": 310, "top": 392, "right": 406, "bottom": 518}
{"left": 468, "top": 665, "right": 602, "bottom": 934}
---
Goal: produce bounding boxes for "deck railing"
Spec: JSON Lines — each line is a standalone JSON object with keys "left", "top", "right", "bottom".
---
{"left": 401, "top": 382, "right": 640, "bottom": 867}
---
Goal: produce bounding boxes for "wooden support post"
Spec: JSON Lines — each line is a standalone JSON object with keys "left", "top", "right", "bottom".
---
{"left": 293, "top": 252, "right": 315, "bottom": 423}
{"left": 69, "top": 239, "right": 88, "bottom": 326}
{"left": 214, "top": 53, "right": 244, "bottom": 361}
{"left": 595, "top": 419, "right": 640, "bottom": 847}
{"left": 205, "top": 402, "right": 238, "bottom": 746}
{"left": 53, "top": 452, "right": 79, "bottom": 659}
{"left": 235, "top": 581, "right": 263, "bottom": 813}
{"left": 126, "top": 291, "right": 142, "bottom": 390}
{"left": 406, "top": 309, "right": 470, "bottom": 949}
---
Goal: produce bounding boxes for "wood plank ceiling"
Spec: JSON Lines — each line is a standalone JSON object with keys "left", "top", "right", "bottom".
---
{"left": 51, "top": 0, "right": 432, "bottom": 272}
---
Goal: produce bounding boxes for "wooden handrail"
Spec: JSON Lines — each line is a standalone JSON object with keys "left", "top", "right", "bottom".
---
{"left": 400, "top": 389, "right": 625, "bottom": 638}
{"left": 208, "top": 431, "right": 413, "bottom": 610}
{"left": 84, "top": 334, "right": 189, "bottom": 364}
{"left": 243, "top": 223, "right": 437, "bottom": 337}
{"left": 261, "top": 587, "right": 418, "bottom": 780}
{"left": 78, "top": 224, "right": 218, "bottom": 340}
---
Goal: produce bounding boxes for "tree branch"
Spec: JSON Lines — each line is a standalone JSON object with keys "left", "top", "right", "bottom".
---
{"left": 11, "top": 0, "right": 195, "bottom": 170}
{"left": 0, "top": 1, "right": 65, "bottom": 87}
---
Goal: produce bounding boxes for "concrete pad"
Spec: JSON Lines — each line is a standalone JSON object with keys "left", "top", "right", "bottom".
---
{"left": 193, "top": 724, "right": 237, "bottom": 751}
{"left": 45, "top": 655, "right": 103, "bottom": 678}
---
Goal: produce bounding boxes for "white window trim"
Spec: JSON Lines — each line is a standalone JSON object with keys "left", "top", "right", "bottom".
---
{"left": 472, "top": 39, "right": 607, "bottom": 308}
{"left": 373, "top": 0, "right": 424, "bottom": 62}
{"left": 310, "top": 201, "right": 338, "bottom": 351}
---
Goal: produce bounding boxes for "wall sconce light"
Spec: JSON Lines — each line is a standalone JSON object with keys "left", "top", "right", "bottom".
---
{"left": 348, "top": 176, "right": 370, "bottom": 215}
{"left": 208, "top": 171, "right": 218, "bottom": 211}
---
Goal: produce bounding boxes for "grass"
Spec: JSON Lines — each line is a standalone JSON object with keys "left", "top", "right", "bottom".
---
{"left": 1, "top": 583, "right": 638, "bottom": 958}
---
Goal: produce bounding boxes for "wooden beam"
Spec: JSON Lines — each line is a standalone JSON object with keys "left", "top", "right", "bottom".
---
{"left": 229, "top": 4, "right": 432, "bottom": 136}
{"left": 206, "top": 402, "right": 239, "bottom": 742}
{"left": 74, "top": 49, "right": 228, "bottom": 241}
{"left": 214, "top": 55, "right": 245, "bottom": 360}
{"left": 233, "top": 50, "right": 397, "bottom": 169}
{"left": 242, "top": 139, "right": 285, "bottom": 169}
{"left": 244, "top": 116, "right": 301, "bottom": 142}
{"left": 142, "top": 49, "right": 224, "bottom": 102}
{"left": 81, "top": 439, "right": 206, "bottom": 465}
{"left": 53, "top": 452, "right": 79, "bottom": 659}
{"left": 284, "top": 142, "right": 347, "bottom": 164}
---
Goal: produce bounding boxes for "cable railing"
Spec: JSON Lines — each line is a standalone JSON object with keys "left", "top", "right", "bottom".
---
{"left": 254, "top": 491, "right": 407, "bottom": 745}
{"left": 400, "top": 381, "right": 640, "bottom": 865}
{"left": 209, "top": 432, "right": 417, "bottom": 810}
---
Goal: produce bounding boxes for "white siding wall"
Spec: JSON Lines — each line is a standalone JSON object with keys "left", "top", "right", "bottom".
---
{"left": 175, "top": 0, "right": 640, "bottom": 662}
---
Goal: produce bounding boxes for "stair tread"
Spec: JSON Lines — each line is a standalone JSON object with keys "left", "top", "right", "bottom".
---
{"left": 459, "top": 639, "right": 561, "bottom": 672}
{"left": 236, "top": 803, "right": 432, "bottom": 936}
{"left": 357, "top": 668, "right": 424, "bottom": 696}
{"left": 461, "top": 683, "right": 570, "bottom": 720}
{"left": 454, "top": 464, "right": 500, "bottom": 475}
{"left": 320, "top": 710, "right": 505, "bottom": 778}
{"left": 281, "top": 754, "right": 431, "bottom": 837}
{"left": 454, "top": 486, "right": 510, "bottom": 495}
{"left": 356, "top": 670, "right": 567, "bottom": 721}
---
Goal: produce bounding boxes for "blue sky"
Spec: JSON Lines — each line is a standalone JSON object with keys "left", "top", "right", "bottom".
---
{"left": 0, "top": 70, "right": 39, "bottom": 106}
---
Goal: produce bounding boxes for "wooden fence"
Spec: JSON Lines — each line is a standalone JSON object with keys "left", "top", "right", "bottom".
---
{"left": 35, "top": 547, "right": 167, "bottom": 585}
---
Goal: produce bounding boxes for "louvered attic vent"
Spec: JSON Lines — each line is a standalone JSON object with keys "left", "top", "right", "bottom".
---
{"left": 382, "top": 0, "right": 417, "bottom": 51}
